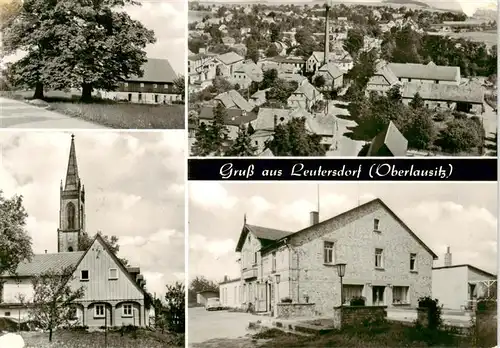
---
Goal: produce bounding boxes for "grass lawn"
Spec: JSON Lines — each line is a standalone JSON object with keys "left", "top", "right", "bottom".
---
{"left": 20, "top": 329, "right": 184, "bottom": 348}
{"left": 1, "top": 90, "right": 185, "bottom": 129}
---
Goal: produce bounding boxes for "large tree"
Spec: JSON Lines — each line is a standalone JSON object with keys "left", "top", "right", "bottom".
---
{"left": 191, "top": 104, "right": 229, "bottom": 156}
{"left": 225, "top": 125, "right": 257, "bottom": 156}
{"left": 266, "top": 117, "right": 326, "bottom": 156}
{"left": 0, "top": 191, "right": 33, "bottom": 275}
{"left": 2, "top": 0, "right": 156, "bottom": 101}
{"left": 188, "top": 276, "right": 219, "bottom": 304}
{"left": 164, "top": 282, "right": 185, "bottom": 334}
{"left": 173, "top": 76, "right": 185, "bottom": 101}
{"left": 30, "top": 265, "right": 85, "bottom": 342}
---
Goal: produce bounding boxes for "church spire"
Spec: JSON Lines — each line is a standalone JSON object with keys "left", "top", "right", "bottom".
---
{"left": 64, "top": 134, "right": 79, "bottom": 191}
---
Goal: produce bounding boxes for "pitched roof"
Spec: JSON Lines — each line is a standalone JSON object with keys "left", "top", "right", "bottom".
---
{"left": 250, "top": 88, "right": 270, "bottom": 100}
{"left": 402, "top": 82, "right": 484, "bottom": 104}
{"left": 259, "top": 148, "right": 274, "bottom": 157}
{"left": 216, "top": 52, "right": 244, "bottom": 65}
{"left": 198, "top": 107, "right": 257, "bottom": 126}
{"left": 233, "top": 60, "right": 263, "bottom": 82}
{"left": 127, "top": 58, "right": 177, "bottom": 83}
{"left": 318, "top": 63, "right": 343, "bottom": 78}
{"left": 253, "top": 108, "right": 291, "bottom": 131}
{"left": 306, "top": 114, "right": 336, "bottom": 137}
{"left": 290, "top": 81, "right": 321, "bottom": 101}
{"left": 235, "top": 224, "right": 293, "bottom": 252}
{"left": 3, "top": 252, "right": 85, "bottom": 277}
{"left": 214, "top": 90, "right": 253, "bottom": 112}
{"left": 367, "top": 121, "right": 408, "bottom": 157}
{"left": 371, "top": 62, "right": 399, "bottom": 85}
{"left": 259, "top": 198, "right": 438, "bottom": 259}
{"left": 387, "top": 62, "right": 460, "bottom": 82}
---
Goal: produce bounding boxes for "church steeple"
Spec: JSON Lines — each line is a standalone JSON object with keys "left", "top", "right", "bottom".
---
{"left": 64, "top": 134, "right": 80, "bottom": 191}
{"left": 58, "top": 135, "right": 85, "bottom": 253}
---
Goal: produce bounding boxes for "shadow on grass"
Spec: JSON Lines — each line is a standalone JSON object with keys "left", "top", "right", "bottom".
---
{"left": 335, "top": 113, "right": 352, "bottom": 120}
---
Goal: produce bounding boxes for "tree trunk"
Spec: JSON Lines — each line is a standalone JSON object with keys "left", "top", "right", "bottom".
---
{"left": 80, "top": 83, "right": 93, "bottom": 102}
{"left": 49, "top": 327, "right": 53, "bottom": 342}
{"left": 33, "top": 83, "right": 44, "bottom": 99}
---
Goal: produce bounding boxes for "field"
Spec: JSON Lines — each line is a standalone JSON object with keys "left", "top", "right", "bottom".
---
{"left": 428, "top": 31, "right": 497, "bottom": 47}
{"left": 3, "top": 90, "right": 185, "bottom": 129}
{"left": 20, "top": 329, "right": 184, "bottom": 348}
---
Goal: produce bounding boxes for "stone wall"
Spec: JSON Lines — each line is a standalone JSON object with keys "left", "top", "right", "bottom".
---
{"left": 276, "top": 303, "right": 316, "bottom": 319}
{"left": 332, "top": 306, "right": 387, "bottom": 329}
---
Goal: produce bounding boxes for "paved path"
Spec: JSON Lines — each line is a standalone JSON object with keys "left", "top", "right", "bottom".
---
{"left": 188, "top": 307, "right": 256, "bottom": 346}
{"left": 326, "top": 101, "right": 365, "bottom": 157}
{"left": 0, "top": 97, "right": 106, "bottom": 129}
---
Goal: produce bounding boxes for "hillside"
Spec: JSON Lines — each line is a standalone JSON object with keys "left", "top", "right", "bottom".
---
{"left": 383, "top": 0, "right": 430, "bottom": 8}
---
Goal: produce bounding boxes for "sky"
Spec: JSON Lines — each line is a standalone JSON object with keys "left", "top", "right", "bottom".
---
{"left": 189, "top": 182, "right": 498, "bottom": 283}
{"left": 1, "top": 0, "right": 186, "bottom": 75}
{"left": 0, "top": 130, "right": 185, "bottom": 299}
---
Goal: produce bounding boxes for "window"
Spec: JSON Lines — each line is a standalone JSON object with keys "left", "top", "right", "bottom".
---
{"left": 122, "top": 304, "right": 133, "bottom": 317}
{"left": 272, "top": 252, "right": 276, "bottom": 272}
{"left": 408, "top": 78, "right": 412, "bottom": 82}
{"left": 67, "top": 202, "right": 76, "bottom": 230}
{"left": 437, "top": 103, "right": 441, "bottom": 107}
{"left": 69, "top": 307, "right": 78, "bottom": 320}
{"left": 109, "top": 268, "right": 118, "bottom": 280}
{"left": 435, "top": 80, "right": 439, "bottom": 84}
{"left": 343, "top": 285, "right": 363, "bottom": 304}
{"left": 324, "top": 241, "right": 334, "bottom": 264}
{"left": 375, "top": 249, "right": 384, "bottom": 268}
{"left": 164, "top": 84, "right": 169, "bottom": 89}
{"left": 68, "top": 247, "right": 73, "bottom": 252}
{"left": 81, "top": 270, "right": 89, "bottom": 281}
{"left": 95, "top": 304, "right": 105, "bottom": 318}
{"left": 410, "top": 253, "right": 417, "bottom": 271}
{"left": 253, "top": 252, "right": 257, "bottom": 265}
{"left": 393, "top": 286, "right": 409, "bottom": 304}
{"left": 4, "top": 312, "right": 10, "bottom": 317}
{"left": 153, "top": 84, "right": 157, "bottom": 88}
{"left": 124, "top": 82, "right": 128, "bottom": 87}
{"left": 140, "top": 83, "right": 144, "bottom": 87}
{"left": 373, "top": 218, "right": 380, "bottom": 231}
{"left": 138, "top": 93, "right": 142, "bottom": 101}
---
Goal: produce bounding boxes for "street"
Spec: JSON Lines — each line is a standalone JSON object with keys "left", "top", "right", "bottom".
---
{"left": 326, "top": 100, "right": 365, "bottom": 157}
{"left": 0, "top": 97, "right": 105, "bottom": 129}
{"left": 188, "top": 307, "right": 257, "bottom": 346}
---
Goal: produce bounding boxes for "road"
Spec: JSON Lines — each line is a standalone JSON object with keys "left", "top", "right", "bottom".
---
{"left": 188, "top": 307, "right": 256, "bottom": 346}
{"left": 0, "top": 97, "right": 105, "bottom": 129}
{"left": 326, "top": 101, "right": 365, "bottom": 157}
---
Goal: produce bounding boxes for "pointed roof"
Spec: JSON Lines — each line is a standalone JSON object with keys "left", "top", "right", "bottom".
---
{"left": 235, "top": 224, "right": 293, "bottom": 252}
{"left": 64, "top": 134, "right": 80, "bottom": 191}
{"left": 367, "top": 121, "right": 408, "bottom": 157}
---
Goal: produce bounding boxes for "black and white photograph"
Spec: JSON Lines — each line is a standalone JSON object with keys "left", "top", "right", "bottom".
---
{"left": 188, "top": 182, "right": 497, "bottom": 347}
{"left": 187, "top": 0, "right": 497, "bottom": 157}
{"left": 0, "top": 0, "right": 186, "bottom": 130}
{"left": 0, "top": 131, "right": 185, "bottom": 347}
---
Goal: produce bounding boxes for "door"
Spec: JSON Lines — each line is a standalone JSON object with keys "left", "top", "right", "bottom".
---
{"left": 372, "top": 286, "right": 385, "bottom": 306}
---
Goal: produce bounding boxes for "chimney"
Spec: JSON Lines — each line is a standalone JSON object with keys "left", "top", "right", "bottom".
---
{"left": 224, "top": 275, "right": 228, "bottom": 282}
{"left": 310, "top": 211, "right": 319, "bottom": 226}
{"left": 444, "top": 246, "right": 452, "bottom": 267}
{"left": 324, "top": 2, "right": 331, "bottom": 65}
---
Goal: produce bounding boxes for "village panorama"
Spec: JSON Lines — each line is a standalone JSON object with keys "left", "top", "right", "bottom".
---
{"left": 187, "top": 1, "right": 497, "bottom": 157}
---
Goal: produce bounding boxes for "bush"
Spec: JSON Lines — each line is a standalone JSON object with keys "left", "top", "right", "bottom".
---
{"left": 418, "top": 296, "right": 442, "bottom": 330}
{"left": 350, "top": 296, "right": 366, "bottom": 306}
{"left": 477, "top": 299, "right": 496, "bottom": 311}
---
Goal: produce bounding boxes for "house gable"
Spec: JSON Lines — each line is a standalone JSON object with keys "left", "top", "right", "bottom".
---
{"left": 69, "top": 235, "right": 144, "bottom": 302}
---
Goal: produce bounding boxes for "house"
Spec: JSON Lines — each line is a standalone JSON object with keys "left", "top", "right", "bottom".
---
{"left": 287, "top": 81, "right": 324, "bottom": 111}
{"left": 313, "top": 63, "right": 344, "bottom": 90}
{"left": 196, "top": 291, "right": 219, "bottom": 306}
{"left": 0, "top": 136, "right": 151, "bottom": 327}
{"left": 188, "top": 54, "right": 217, "bottom": 83}
{"left": 230, "top": 198, "right": 437, "bottom": 316}
{"left": 197, "top": 106, "right": 257, "bottom": 140}
{"left": 250, "top": 88, "right": 270, "bottom": 107}
{"left": 307, "top": 50, "right": 353, "bottom": 73}
{"left": 102, "top": 58, "right": 180, "bottom": 104}
{"left": 232, "top": 60, "right": 264, "bottom": 89}
{"left": 367, "top": 121, "right": 408, "bottom": 157}
{"left": 387, "top": 62, "right": 461, "bottom": 85}
{"left": 215, "top": 52, "right": 245, "bottom": 77}
{"left": 219, "top": 277, "right": 241, "bottom": 308}
{"left": 432, "top": 247, "right": 497, "bottom": 310}
{"left": 258, "top": 57, "right": 306, "bottom": 74}
{"left": 401, "top": 82, "right": 484, "bottom": 114}
{"left": 214, "top": 90, "right": 254, "bottom": 112}
{"left": 366, "top": 62, "right": 400, "bottom": 95}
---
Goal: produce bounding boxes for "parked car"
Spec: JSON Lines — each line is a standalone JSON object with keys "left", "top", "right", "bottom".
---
{"left": 205, "top": 298, "right": 222, "bottom": 311}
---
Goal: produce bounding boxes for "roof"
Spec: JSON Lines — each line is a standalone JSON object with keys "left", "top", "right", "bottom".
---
{"left": 306, "top": 114, "right": 336, "bottom": 137}
{"left": 253, "top": 108, "right": 291, "bottom": 131}
{"left": 235, "top": 224, "right": 293, "bottom": 252}
{"left": 215, "top": 90, "right": 253, "bottom": 112}
{"left": 387, "top": 62, "right": 460, "bottom": 82}
{"left": 4, "top": 252, "right": 85, "bottom": 277}
{"left": 233, "top": 61, "right": 263, "bottom": 82}
{"left": 251, "top": 88, "right": 270, "bottom": 100}
{"left": 64, "top": 135, "right": 80, "bottom": 191}
{"left": 402, "top": 82, "right": 484, "bottom": 104}
{"left": 198, "top": 107, "right": 257, "bottom": 126}
{"left": 219, "top": 277, "right": 241, "bottom": 285}
{"left": 432, "top": 264, "right": 496, "bottom": 278}
{"left": 259, "top": 198, "right": 439, "bottom": 260}
{"left": 127, "top": 58, "right": 177, "bottom": 83}
{"left": 367, "top": 121, "right": 408, "bottom": 157}
{"left": 216, "top": 51, "right": 244, "bottom": 65}
{"left": 290, "top": 81, "right": 320, "bottom": 101}
{"left": 371, "top": 62, "right": 399, "bottom": 85}
{"left": 318, "top": 63, "right": 343, "bottom": 78}
{"left": 259, "top": 148, "right": 274, "bottom": 157}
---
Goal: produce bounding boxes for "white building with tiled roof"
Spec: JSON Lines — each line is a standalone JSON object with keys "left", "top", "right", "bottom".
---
{"left": 0, "top": 136, "right": 152, "bottom": 328}
{"left": 215, "top": 52, "right": 245, "bottom": 77}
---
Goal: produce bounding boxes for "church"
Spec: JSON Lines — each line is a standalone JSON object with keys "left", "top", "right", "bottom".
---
{"left": 0, "top": 135, "right": 152, "bottom": 327}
